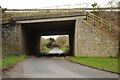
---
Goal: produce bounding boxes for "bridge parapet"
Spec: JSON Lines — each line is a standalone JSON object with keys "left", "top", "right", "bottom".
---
{"left": 2, "top": 4, "right": 119, "bottom": 24}
{"left": 2, "top": 3, "right": 88, "bottom": 24}
{"left": 2, "top": 11, "right": 86, "bottom": 24}
{"left": 12, "top": 12, "right": 86, "bottom": 21}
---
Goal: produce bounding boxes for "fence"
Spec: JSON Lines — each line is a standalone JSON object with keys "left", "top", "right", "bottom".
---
{"left": 86, "top": 12, "right": 118, "bottom": 35}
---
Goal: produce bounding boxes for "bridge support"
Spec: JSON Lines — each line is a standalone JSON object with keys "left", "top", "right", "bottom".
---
{"left": 74, "top": 18, "right": 118, "bottom": 57}
{"left": 2, "top": 16, "right": 118, "bottom": 57}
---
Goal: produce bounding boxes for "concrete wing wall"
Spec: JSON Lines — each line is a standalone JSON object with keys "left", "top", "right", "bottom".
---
{"left": 75, "top": 19, "right": 118, "bottom": 57}
{"left": 2, "top": 23, "right": 24, "bottom": 57}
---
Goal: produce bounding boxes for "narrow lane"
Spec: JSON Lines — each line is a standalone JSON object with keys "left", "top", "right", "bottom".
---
{"left": 22, "top": 57, "right": 118, "bottom": 78}
{"left": 48, "top": 47, "right": 63, "bottom": 54}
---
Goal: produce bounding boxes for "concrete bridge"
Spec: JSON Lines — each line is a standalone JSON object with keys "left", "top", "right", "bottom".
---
{"left": 2, "top": 11, "right": 119, "bottom": 57}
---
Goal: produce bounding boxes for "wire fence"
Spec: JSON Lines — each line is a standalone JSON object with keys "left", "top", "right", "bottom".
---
{"left": 41, "top": 3, "right": 88, "bottom": 9}
{"left": 2, "top": 3, "right": 119, "bottom": 24}
{"left": 6, "top": 3, "right": 88, "bottom": 12}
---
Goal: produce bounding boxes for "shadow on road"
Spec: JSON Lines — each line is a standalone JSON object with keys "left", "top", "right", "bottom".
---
{"left": 36, "top": 53, "right": 67, "bottom": 58}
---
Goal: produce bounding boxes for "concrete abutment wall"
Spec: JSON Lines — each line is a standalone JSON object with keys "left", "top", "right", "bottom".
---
{"left": 2, "top": 23, "right": 24, "bottom": 57}
{"left": 75, "top": 19, "right": 118, "bottom": 57}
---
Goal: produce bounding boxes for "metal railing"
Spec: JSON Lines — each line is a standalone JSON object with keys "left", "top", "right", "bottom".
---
{"left": 86, "top": 12, "right": 118, "bottom": 34}
{"left": 43, "top": 3, "right": 88, "bottom": 8}
{"left": 2, "top": 3, "right": 88, "bottom": 24}
{"left": 6, "top": 3, "right": 88, "bottom": 12}
{"left": 2, "top": 3, "right": 119, "bottom": 25}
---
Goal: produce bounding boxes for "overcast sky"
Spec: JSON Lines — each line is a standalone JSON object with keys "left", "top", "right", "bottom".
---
{"left": 41, "top": 35, "right": 68, "bottom": 39}
{"left": 42, "top": 35, "right": 61, "bottom": 39}
{"left": 0, "top": 0, "right": 114, "bottom": 9}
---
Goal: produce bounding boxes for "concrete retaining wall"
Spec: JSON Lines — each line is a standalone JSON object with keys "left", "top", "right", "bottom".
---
{"left": 2, "top": 23, "right": 23, "bottom": 57}
{"left": 75, "top": 18, "right": 118, "bottom": 57}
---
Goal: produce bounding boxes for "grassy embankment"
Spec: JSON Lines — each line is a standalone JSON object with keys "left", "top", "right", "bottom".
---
{"left": 68, "top": 57, "right": 119, "bottom": 73}
{"left": 0, "top": 55, "right": 27, "bottom": 70}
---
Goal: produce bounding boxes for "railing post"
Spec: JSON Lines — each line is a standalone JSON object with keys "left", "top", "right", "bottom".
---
{"left": 109, "top": 23, "right": 112, "bottom": 32}
{"left": 86, "top": 12, "right": 88, "bottom": 20}
{"left": 100, "top": 18, "right": 102, "bottom": 27}
{"left": 68, "top": 5, "right": 69, "bottom": 12}
{"left": 79, "top": 4, "right": 81, "bottom": 12}
{"left": 93, "top": 14, "right": 95, "bottom": 26}
{"left": 57, "top": 6, "right": 58, "bottom": 13}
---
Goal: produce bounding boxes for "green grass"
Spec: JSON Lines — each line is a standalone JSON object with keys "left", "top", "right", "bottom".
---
{"left": 0, "top": 55, "right": 27, "bottom": 69}
{"left": 60, "top": 47, "right": 69, "bottom": 53}
{"left": 41, "top": 48, "right": 51, "bottom": 54}
{"left": 68, "top": 57, "right": 118, "bottom": 73}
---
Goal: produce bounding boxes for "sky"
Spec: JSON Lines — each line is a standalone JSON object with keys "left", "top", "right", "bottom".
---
{"left": 0, "top": 0, "right": 114, "bottom": 9}
{"left": 41, "top": 35, "right": 68, "bottom": 39}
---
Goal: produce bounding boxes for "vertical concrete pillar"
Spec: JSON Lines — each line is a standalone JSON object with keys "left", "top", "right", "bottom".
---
{"left": 74, "top": 20, "right": 77, "bottom": 56}
{"left": 74, "top": 19, "right": 81, "bottom": 56}
{"left": 74, "top": 17, "right": 86, "bottom": 56}
{"left": 17, "top": 23, "right": 26, "bottom": 54}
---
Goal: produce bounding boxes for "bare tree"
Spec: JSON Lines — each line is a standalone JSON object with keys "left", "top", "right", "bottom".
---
{"left": 118, "top": 1, "right": 120, "bottom": 7}
{"left": 0, "top": 6, "right": 7, "bottom": 13}
{"left": 107, "top": 0, "right": 119, "bottom": 11}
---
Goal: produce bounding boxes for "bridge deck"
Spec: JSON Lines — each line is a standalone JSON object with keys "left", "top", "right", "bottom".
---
{"left": 13, "top": 12, "right": 86, "bottom": 21}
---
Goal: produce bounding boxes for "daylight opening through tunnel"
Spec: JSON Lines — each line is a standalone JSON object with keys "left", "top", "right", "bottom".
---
{"left": 40, "top": 35, "right": 69, "bottom": 55}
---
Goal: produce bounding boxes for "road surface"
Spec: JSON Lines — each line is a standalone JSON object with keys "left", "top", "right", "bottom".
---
{"left": 3, "top": 57, "right": 118, "bottom": 78}
{"left": 49, "top": 47, "right": 63, "bottom": 54}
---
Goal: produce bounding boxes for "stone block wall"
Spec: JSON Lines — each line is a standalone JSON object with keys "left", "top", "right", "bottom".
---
{"left": 75, "top": 18, "right": 118, "bottom": 57}
{"left": 2, "top": 23, "right": 23, "bottom": 58}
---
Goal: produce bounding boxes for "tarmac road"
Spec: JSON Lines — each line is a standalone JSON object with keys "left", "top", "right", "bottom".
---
{"left": 49, "top": 47, "right": 63, "bottom": 54}
{"left": 21, "top": 57, "right": 118, "bottom": 78}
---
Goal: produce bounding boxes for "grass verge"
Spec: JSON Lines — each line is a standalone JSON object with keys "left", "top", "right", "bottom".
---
{"left": 68, "top": 57, "right": 118, "bottom": 73}
{"left": 41, "top": 48, "right": 51, "bottom": 54}
{"left": 0, "top": 55, "right": 27, "bottom": 70}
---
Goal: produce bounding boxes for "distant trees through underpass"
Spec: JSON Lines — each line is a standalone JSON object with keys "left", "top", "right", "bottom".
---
{"left": 40, "top": 35, "right": 69, "bottom": 54}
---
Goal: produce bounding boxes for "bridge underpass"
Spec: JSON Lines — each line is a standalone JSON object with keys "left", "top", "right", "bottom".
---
{"left": 21, "top": 20, "right": 76, "bottom": 56}
{"left": 2, "top": 12, "right": 118, "bottom": 57}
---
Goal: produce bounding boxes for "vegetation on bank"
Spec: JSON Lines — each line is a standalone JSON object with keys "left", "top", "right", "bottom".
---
{"left": 60, "top": 47, "right": 69, "bottom": 53}
{"left": 41, "top": 47, "right": 51, "bottom": 54}
{"left": 68, "top": 57, "right": 118, "bottom": 73}
{"left": 0, "top": 55, "right": 27, "bottom": 70}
